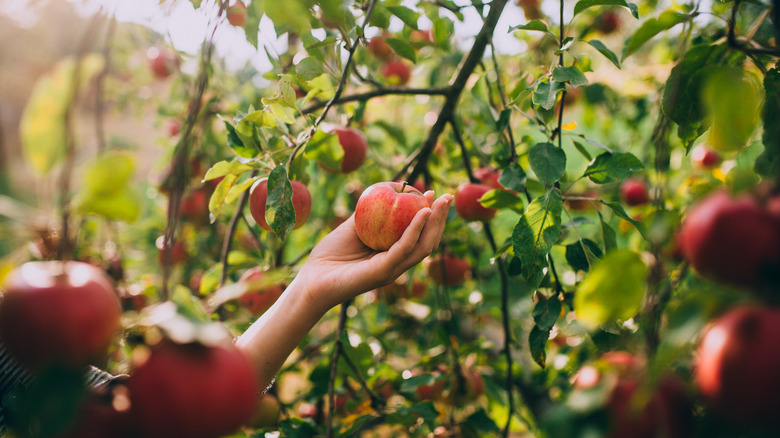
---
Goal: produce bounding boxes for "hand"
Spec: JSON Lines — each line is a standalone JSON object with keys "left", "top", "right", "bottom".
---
{"left": 297, "top": 191, "right": 452, "bottom": 311}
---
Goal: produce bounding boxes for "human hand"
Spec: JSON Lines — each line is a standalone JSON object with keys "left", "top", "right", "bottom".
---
{"left": 296, "top": 191, "right": 452, "bottom": 311}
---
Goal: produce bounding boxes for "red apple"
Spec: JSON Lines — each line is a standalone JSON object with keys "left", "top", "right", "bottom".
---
{"left": 619, "top": 178, "right": 650, "bottom": 206}
{"left": 426, "top": 254, "right": 470, "bottom": 286}
{"left": 695, "top": 306, "right": 780, "bottom": 427}
{"left": 355, "top": 181, "right": 430, "bottom": 251}
{"left": 227, "top": 1, "right": 247, "bottom": 27}
{"left": 179, "top": 187, "right": 210, "bottom": 226}
{"left": 607, "top": 375, "right": 692, "bottom": 438}
{"left": 248, "top": 177, "right": 312, "bottom": 231}
{"left": 128, "top": 342, "right": 258, "bottom": 438}
{"left": 368, "top": 36, "right": 393, "bottom": 60}
{"left": 0, "top": 261, "right": 121, "bottom": 369}
{"left": 410, "top": 29, "right": 434, "bottom": 47}
{"left": 595, "top": 10, "right": 622, "bottom": 34}
{"left": 323, "top": 126, "right": 368, "bottom": 173}
{"left": 156, "top": 236, "right": 188, "bottom": 266}
{"left": 147, "top": 47, "right": 179, "bottom": 79}
{"left": 690, "top": 145, "right": 721, "bottom": 169}
{"left": 473, "top": 167, "right": 502, "bottom": 190}
{"left": 166, "top": 120, "right": 180, "bottom": 137}
{"left": 237, "top": 267, "right": 285, "bottom": 316}
{"left": 679, "top": 191, "right": 780, "bottom": 288}
{"left": 455, "top": 183, "right": 497, "bottom": 221}
{"left": 297, "top": 402, "right": 318, "bottom": 419}
{"left": 381, "top": 61, "right": 411, "bottom": 85}
{"left": 415, "top": 373, "right": 446, "bottom": 401}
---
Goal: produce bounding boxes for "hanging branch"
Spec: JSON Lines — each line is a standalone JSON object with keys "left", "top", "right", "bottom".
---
{"left": 727, "top": 0, "right": 780, "bottom": 56}
{"left": 161, "top": 6, "right": 223, "bottom": 299}
{"left": 488, "top": 42, "right": 518, "bottom": 163}
{"left": 218, "top": 172, "right": 256, "bottom": 288}
{"left": 57, "top": 11, "right": 105, "bottom": 260}
{"left": 301, "top": 86, "right": 449, "bottom": 114}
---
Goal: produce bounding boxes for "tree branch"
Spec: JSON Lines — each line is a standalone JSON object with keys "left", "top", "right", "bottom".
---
{"left": 301, "top": 86, "right": 449, "bottom": 114}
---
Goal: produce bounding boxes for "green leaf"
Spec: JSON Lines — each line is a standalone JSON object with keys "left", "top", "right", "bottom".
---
{"left": 597, "top": 210, "right": 618, "bottom": 252}
{"left": 582, "top": 151, "right": 643, "bottom": 184}
{"left": 565, "top": 239, "right": 603, "bottom": 272}
{"left": 78, "top": 186, "right": 140, "bottom": 222}
{"left": 295, "top": 57, "right": 324, "bottom": 81}
{"left": 703, "top": 67, "right": 762, "bottom": 152}
{"left": 385, "top": 37, "right": 417, "bottom": 63}
{"left": 533, "top": 298, "right": 562, "bottom": 330}
{"left": 529, "top": 325, "right": 551, "bottom": 368}
{"left": 574, "top": 250, "right": 647, "bottom": 330}
{"left": 387, "top": 5, "right": 420, "bottom": 29}
{"left": 189, "top": 0, "right": 202, "bottom": 8}
{"left": 623, "top": 11, "right": 691, "bottom": 60}
{"left": 208, "top": 173, "right": 237, "bottom": 222}
{"left": 368, "top": 4, "right": 391, "bottom": 28}
{"left": 244, "top": 0, "right": 263, "bottom": 48}
{"left": 223, "top": 120, "right": 257, "bottom": 158}
{"left": 756, "top": 68, "right": 780, "bottom": 177}
{"left": 509, "top": 20, "right": 551, "bottom": 34}
{"left": 265, "top": 165, "right": 296, "bottom": 240}
{"left": 573, "top": 0, "right": 639, "bottom": 19}
{"left": 662, "top": 44, "right": 743, "bottom": 150}
{"left": 20, "top": 54, "right": 104, "bottom": 175}
{"left": 529, "top": 142, "right": 567, "bottom": 187}
{"left": 533, "top": 81, "right": 559, "bottom": 110}
{"left": 337, "top": 334, "right": 374, "bottom": 381}
{"left": 268, "top": 103, "right": 296, "bottom": 124}
{"left": 462, "top": 409, "right": 501, "bottom": 434}
{"left": 76, "top": 150, "right": 141, "bottom": 222}
{"left": 203, "top": 160, "right": 255, "bottom": 182}
{"left": 263, "top": 0, "right": 311, "bottom": 34}
{"left": 587, "top": 40, "right": 621, "bottom": 69}
{"left": 512, "top": 189, "right": 563, "bottom": 282}
{"left": 498, "top": 162, "right": 527, "bottom": 192}
{"left": 304, "top": 127, "right": 343, "bottom": 170}
{"left": 552, "top": 66, "right": 588, "bottom": 87}
{"left": 479, "top": 189, "right": 524, "bottom": 213}
{"left": 495, "top": 108, "right": 511, "bottom": 132}
{"left": 572, "top": 141, "right": 593, "bottom": 161}
{"left": 600, "top": 200, "right": 649, "bottom": 240}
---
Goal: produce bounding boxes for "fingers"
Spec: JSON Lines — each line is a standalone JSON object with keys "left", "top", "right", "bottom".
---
{"left": 424, "top": 190, "right": 435, "bottom": 206}
{"left": 385, "top": 207, "right": 432, "bottom": 266}
{"left": 384, "top": 194, "right": 451, "bottom": 274}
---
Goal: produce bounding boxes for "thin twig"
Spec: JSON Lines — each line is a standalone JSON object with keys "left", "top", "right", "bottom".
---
{"left": 219, "top": 173, "right": 256, "bottom": 287}
{"left": 327, "top": 301, "right": 351, "bottom": 438}
{"left": 301, "top": 86, "right": 449, "bottom": 114}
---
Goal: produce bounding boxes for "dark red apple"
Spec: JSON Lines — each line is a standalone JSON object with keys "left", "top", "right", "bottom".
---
{"left": 227, "top": 1, "right": 247, "bottom": 27}
{"left": 355, "top": 181, "right": 430, "bottom": 251}
{"left": 237, "top": 267, "right": 285, "bottom": 316}
{"left": 368, "top": 36, "right": 393, "bottom": 60}
{"left": 156, "top": 236, "right": 188, "bottom": 266}
{"left": 382, "top": 61, "right": 411, "bottom": 85}
{"left": 415, "top": 373, "right": 446, "bottom": 401}
{"left": 128, "top": 342, "right": 258, "bottom": 438}
{"left": 147, "top": 47, "right": 179, "bottom": 79}
{"left": 619, "top": 178, "right": 650, "bottom": 206}
{"left": 595, "top": 10, "right": 622, "bottom": 34}
{"left": 690, "top": 145, "right": 721, "bottom": 169}
{"left": 679, "top": 191, "right": 780, "bottom": 288}
{"left": 166, "top": 120, "right": 180, "bottom": 137}
{"left": 426, "top": 254, "right": 470, "bottom": 286}
{"left": 248, "top": 177, "right": 312, "bottom": 231}
{"left": 455, "top": 183, "right": 497, "bottom": 221}
{"left": 179, "top": 187, "right": 210, "bottom": 226}
{"left": 0, "top": 261, "right": 121, "bottom": 369}
{"left": 323, "top": 126, "right": 368, "bottom": 173}
{"left": 695, "top": 306, "right": 780, "bottom": 427}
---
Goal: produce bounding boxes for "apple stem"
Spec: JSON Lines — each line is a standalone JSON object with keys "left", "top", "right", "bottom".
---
{"left": 400, "top": 181, "right": 408, "bottom": 192}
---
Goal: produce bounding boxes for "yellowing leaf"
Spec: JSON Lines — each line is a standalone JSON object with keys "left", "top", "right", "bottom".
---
{"left": 562, "top": 121, "right": 577, "bottom": 130}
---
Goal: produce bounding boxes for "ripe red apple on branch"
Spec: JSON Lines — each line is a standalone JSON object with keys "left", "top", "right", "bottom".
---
{"left": 425, "top": 253, "right": 470, "bottom": 286}
{"left": 248, "top": 177, "right": 312, "bottom": 231}
{"left": 147, "top": 47, "right": 179, "bottom": 79}
{"left": 455, "top": 183, "right": 497, "bottom": 221}
{"left": 226, "top": 1, "right": 247, "bottom": 27}
{"left": 0, "top": 261, "right": 121, "bottom": 369}
{"left": 127, "top": 341, "right": 258, "bottom": 438}
{"left": 381, "top": 60, "right": 411, "bottom": 85}
{"left": 690, "top": 145, "right": 721, "bottom": 169}
{"left": 368, "top": 35, "right": 393, "bottom": 60}
{"left": 322, "top": 125, "right": 368, "bottom": 173}
{"left": 237, "top": 266, "right": 285, "bottom": 316}
{"left": 695, "top": 306, "right": 780, "bottom": 428}
{"left": 355, "top": 181, "right": 430, "bottom": 251}
{"left": 619, "top": 178, "right": 650, "bottom": 206}
{"left": 679, "top": 190, "right": 780, "bottom": 289}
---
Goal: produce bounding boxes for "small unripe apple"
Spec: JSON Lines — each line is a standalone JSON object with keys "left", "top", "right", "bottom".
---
{"left": 381, "top": 61, "right": 411, "bottom": 85}
{"left": 237, "top": 267, "right": 285, "bottom": 316}
{"left": 248, "top": 177, "right": 312, "bottom": 231}
{"left": 695, "top": 306, "right": 780, "bottom": 427}
{"left": 0, "top": 261, "right": 121, "bottom": 369}
{"left": 227, "top": 1, "right": 247, "bottom": 27}
{"left": 355, "top": 181, "right": 430, "bottom": 251}
{"left": 690, "top": 145, "right": 721, "bottom": 169}
{"left": 425, "top": 254, "right": 470, "bottom": 286}
{"left": 455, "top": 183, "right": 497, "bottom": 221}
{"left": 128, "top": 342, "right": 258, "bottom": 438}
{"left": 322, "top": 126, "right": 368, "bottom": 173}
{"left": 679, "top": 191, "right": 780, "bottom": 288}
{"left": 368, "top": 36, "right": 393, "bottom": 60}
{"left": 619, "top": 178, "right": 650, "bottom": 206}
{"left": 147, "top": 47, "right": 179, "bottom": 79}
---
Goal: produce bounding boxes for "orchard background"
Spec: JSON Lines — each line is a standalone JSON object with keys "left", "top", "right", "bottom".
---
{"left": 0, "top": 0, "right": 779, "bottom": 437}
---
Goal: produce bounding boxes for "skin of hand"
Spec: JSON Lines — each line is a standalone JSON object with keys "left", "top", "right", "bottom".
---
{"left": 236, "top": 191, "right": 452, "bottom": 392}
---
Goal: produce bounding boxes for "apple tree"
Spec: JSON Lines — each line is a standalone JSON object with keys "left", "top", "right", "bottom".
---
{"left": 1, "top": 0, "right": 779, "bottom": 437}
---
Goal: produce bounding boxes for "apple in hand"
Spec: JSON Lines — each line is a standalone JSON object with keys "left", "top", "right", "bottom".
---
{"left": 323, "top": 125, "right": 368, "bottom": 173}
{"left": 0, "top": 261, "right": 121, "bottom": 369}
{"left": 382, "top": 61, "right": 411, "bottom": 85}
{"left": 128, "top": 342, "right": 258, "bottom": 438}
{"left": 238, "top": 267, "right": 285, "bottom": 316}
{"left": 679, "top": 191, "right": 780, "bottom": 288}
{"left": 248, "top": 177, "right": 312, "bottom": 231}
{"left": 455, "top": 183, "right": 497, "bottom": 221}
{"left": 425, "top": 253, "right": 470, "bottom": 286}
{"left": 695, "top": 306, "right": 780, "bottom": 428}
{"left": 355, "top": 181, "right": 430, "bottom": 251}
{"left": 619, "top": 178, "right": 650, "bottom": 206}
{"left": 227, "top": 1, "right": 247, "bottom": 27}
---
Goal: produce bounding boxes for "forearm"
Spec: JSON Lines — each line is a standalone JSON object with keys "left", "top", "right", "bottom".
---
{"left": 234, "top": 275, "right": 329, "bottom": 392}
